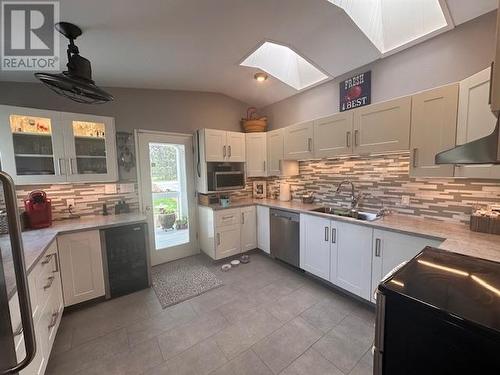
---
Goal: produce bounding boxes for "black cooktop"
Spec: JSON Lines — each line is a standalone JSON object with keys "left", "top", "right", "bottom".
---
{"left": 380, "top": 247, "right": 500, "bottom": 334}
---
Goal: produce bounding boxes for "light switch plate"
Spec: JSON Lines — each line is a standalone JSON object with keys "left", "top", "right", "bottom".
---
{"left": 104, "top": 184, "right": 117, "bottom": 194}
{"left": 401, "top": 196, "right": 410, "bottom": 206}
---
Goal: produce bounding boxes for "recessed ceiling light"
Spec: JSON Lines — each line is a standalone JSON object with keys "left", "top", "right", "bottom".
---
{"left": 241, "top": 41, "right": 329, "bottom": 91}
{"left": 254, "top": 72, "right": 268, "bottom": 82}
{"left": 328, "top": 0, "right": 451, "bottom": 54}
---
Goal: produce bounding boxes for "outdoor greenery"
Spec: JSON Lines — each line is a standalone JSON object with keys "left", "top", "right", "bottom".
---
{"left": 150, "top": 144, "right": 178, "bottom": 181}
{"left": 153, "top": 197, "right": 178, "bottom": 213}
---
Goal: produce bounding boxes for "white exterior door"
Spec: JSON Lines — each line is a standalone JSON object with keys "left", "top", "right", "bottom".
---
{"left": 62, "top": 112, "right": 118, "bottom": 183}
{"left": 314, "top": 112, "right": 354, "bottom": 158}
{"left": 246, "top": 133, "right": 267, "bottom": 177}
{"left": 57, "top": 230, "right": 105, "bottom": 306}
{"left": 455, "top": 67, "right": 500, "bottom": 179}
{"left": 284, "top": 121, "right": 314, "bottom": 160}
{"left": 257, "top": 205, "right": 270, "bottom": 254}
{"left": 226, "top": 131, "right": 246, "bottom": 162}
{"left": 331, "top": 221, "right": 373, "bottom": 300}
{"left": 300, "top": 214, "right": 331, "bottom": 280}
{"left": 240, "top": 206, "right": 257, "bottom": 252}
{"left": 204, "top": 128, "right": 227, "bottom": 162}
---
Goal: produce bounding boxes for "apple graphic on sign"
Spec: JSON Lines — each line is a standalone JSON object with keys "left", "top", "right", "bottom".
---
{"left": 346, "top": 85, "right": 362, "bottom": 101}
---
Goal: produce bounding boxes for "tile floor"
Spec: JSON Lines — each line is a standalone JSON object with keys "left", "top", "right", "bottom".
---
{"left": 46, "top": 251, "right": 375, "bottom": 375}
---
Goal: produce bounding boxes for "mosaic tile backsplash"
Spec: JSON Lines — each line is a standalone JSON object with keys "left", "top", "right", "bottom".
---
{"left": 248, "top": 153, "right": 500, "bottom": 225}
{"left": 14, "top": 183, "right": 139, "bottom": 220}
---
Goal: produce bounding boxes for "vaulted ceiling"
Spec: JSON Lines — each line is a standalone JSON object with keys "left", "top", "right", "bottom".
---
{"left": 0, "top": 0, "right": 497, "bottom": 107}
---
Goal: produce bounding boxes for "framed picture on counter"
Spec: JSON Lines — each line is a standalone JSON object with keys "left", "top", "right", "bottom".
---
{"left": 253, "top": 181, "right": 266, "bottom": 199}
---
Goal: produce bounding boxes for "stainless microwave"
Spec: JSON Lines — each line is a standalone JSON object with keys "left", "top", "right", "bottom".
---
{"left": 212, "top": 171, "right": 245, "bottom": 191}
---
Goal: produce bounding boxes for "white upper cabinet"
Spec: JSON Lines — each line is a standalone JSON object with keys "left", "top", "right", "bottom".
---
{"left": 203, "top": 129, "right": 227, "bottom": 162}
{"left": 62, "top": 112, "right": 117, "bottom": 183}
{"left": 245, "top": 133, "right": 267, "bottom": 177}
{"left": 410, "top": 84, "right": 458, "bottom": 178}
{"left": 284, "top": 121, "right": 314, "bottom": 160}
{"left": 226, "top": 131, "right": 246, "bottom": 162}
{"left": 313, "top": 112, "right": 354, "bottom": 158}
{"left": 491, "top": 8, "right": 500, "bottom": 114}
{"left": 266, "top": 128, "right": 299, "bottom": 177}
{"left": 353, "top": 96, "right": 411, "bottom": 155}
{"left": 454, "top": 68, "right": 500, "bottom": 179}
{"left": 0, "top": 105, "right": 118, "bottom": 184}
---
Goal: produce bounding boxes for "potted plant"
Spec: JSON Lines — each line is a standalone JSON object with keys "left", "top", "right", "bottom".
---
{"left": 158, "top": 207, "right": 176, "bottom": 230}
{"left": 175, "top": 217, "right": 189, "bottom": 230}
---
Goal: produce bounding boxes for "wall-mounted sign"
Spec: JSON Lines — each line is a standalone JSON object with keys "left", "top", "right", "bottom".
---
{"left": 340, "top": 71, "right": 371, "bottom": 112}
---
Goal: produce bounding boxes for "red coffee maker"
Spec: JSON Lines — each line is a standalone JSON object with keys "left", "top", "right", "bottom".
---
{"left": 24, "top": 191, "right": 52, "bottom": 229}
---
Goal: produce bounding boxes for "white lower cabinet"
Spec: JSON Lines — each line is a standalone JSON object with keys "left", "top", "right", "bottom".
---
{"left": 240, "top": 206, "right": 257, "bottom": 252}
{"left": 370, "top": 229, "right": 442, "bottom": 302}
{"left": 257, "top": 205, "right": 270, "bottom": 254}
{"left": 330, "top": 221, "right": 373, "bottom": 300}
{"left": 300, "top": 214, "right": 331, "bottom": 280}
{"left": 216, "top": 224, "right": 241, "bottom": 259}
{"left": 58, "top": 230, "right": 106, "bottom": 306}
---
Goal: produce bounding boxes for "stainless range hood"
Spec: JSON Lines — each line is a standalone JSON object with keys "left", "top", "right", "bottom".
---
{"left": 435, "top": 118, "right": 500, "bottom": 164}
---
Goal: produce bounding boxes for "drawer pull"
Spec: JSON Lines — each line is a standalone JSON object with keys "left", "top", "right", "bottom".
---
{"left": 14, "top": 323, "right": 23, "bottom": 336}
{"left": 375, "top": 238, "right": 382, "bottom": 257}
{"left": 222, "top": 215, "right": 234, "bottom": 220}
{"left": 331, "top": 228, "right": 336, "bottom": 244}
{"left": 48, "top": 312, "right": 59, "bottom": 329}
{"left": 324, "top": 226, "right": 329, "bottom": 242}
{"left": 43, "top": 276, "right": 55, "bottom": 290}
{"left": 41, "top": 253, "right": 55, "bottom": 265}
{"left": 216, "top": 233, "right": 221, "bottom": 246}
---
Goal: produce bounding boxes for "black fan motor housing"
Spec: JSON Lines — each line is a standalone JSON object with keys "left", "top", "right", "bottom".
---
{"left": 67, "top": 54, "right": 93, "bottom": 82}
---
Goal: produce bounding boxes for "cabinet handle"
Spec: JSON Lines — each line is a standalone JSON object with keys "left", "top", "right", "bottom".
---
{"left": 223, "top": 146, "right": 226, "bottom": 158}
{"left": 241, "top": 212, "right": 245, "bottom": 224}
{"left": 489, "top": 61, "right": 494, "bottom": 105}
{"left": 324, "top": 226, "right": 329, "bottom": 242}
{"left": 43, "top": 276, "right": 55, "bottom": 290}
{"left": 228, "top": 145, "right": 232, "bottom": 157}
{"left": 412, "top": 148, "right": 418, "bottom": 168}
{"left": 354, "top": 130, "right": 359, "bottom": 147}
{"left": 41, "top": 253, "right": 55, "bottom": 265}
{"left": 53, "top": 252, "right": 59, "bottom": 273}
{"left": 331, "top": 228, "right": 336, "bottom": 244}
{"left": 216, "top": 233, "right": 221, "bottom": 246}
{"left": 375, "top": 238, "right": 382, "bottom": 257}
{"left": 48, "top": 312, "right": 59, "bottom": 329}
{"left": 222, "top": 215, "right": 234, "bottom": 220}
{"left": 346, "top": 132, "right": 351, "bottom": 148}
{"left": 263, "top": 160, "right": 266, "bottom": 172}
{"left": 308, "top": 138, "right": 312, "bottom": 152}
{"left": 279, "top": 159, "right": 282, "bottom": 173}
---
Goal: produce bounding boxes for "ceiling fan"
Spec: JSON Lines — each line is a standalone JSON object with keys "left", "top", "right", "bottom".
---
{"left": 34, "top": 22, "right": 113, "bottom": 104}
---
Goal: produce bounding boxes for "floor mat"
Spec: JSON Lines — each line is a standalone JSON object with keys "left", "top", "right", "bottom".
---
{"left": 151, "top": 255, "right": 223, "bottom": 309}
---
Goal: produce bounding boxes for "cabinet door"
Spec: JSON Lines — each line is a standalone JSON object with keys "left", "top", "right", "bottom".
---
{"left": 63, "top": 113, "right": 118, "bottom": 183}
{"left": 314, "top": 112, "right": 353, "bottom": 158}
{"left": 284, "top": 121, "right": 314, "bottom": 160}
{"left": 246, "top": 133, "right": 267, "bottom": 177}
{"left": 491, "top": 9, "right": 500, "bottom": 113}
{"left": 227, "top": 131, "right": 246, "bottom": 162}
{"left": 353, "top": 96, "right": 411, "bottom": 155}
{"left": 371, "top": 229, "right": 442, "bottom": 302}
{"left": 331, "top": 221, "right": 373, "bottom": 300}
{"left": 455, "top": 68, "right": 500, "bottom": 179}
{"left": 267, "top": 129, "right": 284, "bottom": 176}
{"left": 241, "top": 206, "right": 257, "bottom": 252}
{"left": 300, "top": 214, "right": 331, "bottom": 280}
{"left": 215, "top": 224, "right": 241, "bottom": 259}
{"left": 58, "top": 230, "right": 105, "bottom": 306}
{"left": 0, "top": 105, "right": 67, "bottom": 184}
{"left": 204, "top": 129, "right": 227, "bottom": 162}
{"left": 257, "top": 205, "right": 270, "bottom": 254}
{"left": 410, "top": 84, "right": 458, "bottom": 177}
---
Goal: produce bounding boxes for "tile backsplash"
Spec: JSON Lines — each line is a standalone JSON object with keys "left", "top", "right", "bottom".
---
{"left": 15, "top": 183, "right": 139, "bottom": 220}
{"left": 251, "top": 153, "right": 500, "bottom": 224}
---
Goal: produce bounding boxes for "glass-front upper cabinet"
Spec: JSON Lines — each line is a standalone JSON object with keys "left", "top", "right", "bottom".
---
{"left": 63, "top": 113, "right": 118, "bottom": 183}
{"left": 0, "top": 105, "right": 67, "bottom": 184}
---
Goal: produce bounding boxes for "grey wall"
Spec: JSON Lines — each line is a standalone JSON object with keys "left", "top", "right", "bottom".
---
{"left": 261, "top": 11, "right": 498, "bottom": 129}
{"left": 0, "top": 84, "right": 248, "bottom": 133}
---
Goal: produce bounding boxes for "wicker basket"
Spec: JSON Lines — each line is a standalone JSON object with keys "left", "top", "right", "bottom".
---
{"left": 242, "top": 119, "right": 267, "bottom": 133}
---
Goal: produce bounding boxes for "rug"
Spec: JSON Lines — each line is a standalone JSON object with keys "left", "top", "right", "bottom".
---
{"left": 151, "top": 255, "right": 223, "bottom": 309}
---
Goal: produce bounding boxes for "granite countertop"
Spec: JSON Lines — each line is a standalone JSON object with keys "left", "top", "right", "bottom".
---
{"left": 1, "top": 213, "right": 147, "bottom": 299}
{"left": 204, "top": 198, "right": 500, "bottom": 263}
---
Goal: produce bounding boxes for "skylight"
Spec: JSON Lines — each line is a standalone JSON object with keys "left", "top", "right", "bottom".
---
{"left": 240, "top": 41, "right": 329, "bottom": 91}
{"left": 328, "top": 0, "right": 450, "bottom": 54}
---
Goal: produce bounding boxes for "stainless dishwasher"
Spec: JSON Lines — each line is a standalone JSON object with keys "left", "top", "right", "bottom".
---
{"left": 270, "top": 209, "right": 300, "bottom": 267}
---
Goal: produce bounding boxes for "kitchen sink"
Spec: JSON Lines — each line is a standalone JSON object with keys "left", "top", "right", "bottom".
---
{"left": 310, "top": 207, "right": 380, "bottom": 221}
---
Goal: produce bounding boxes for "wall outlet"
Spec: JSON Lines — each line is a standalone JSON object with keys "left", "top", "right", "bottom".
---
{"left": 66, "top": 198, "right": 75, "bottom": 209}
{"left": 401, "top": 196, "right": 411, "bottom": 206}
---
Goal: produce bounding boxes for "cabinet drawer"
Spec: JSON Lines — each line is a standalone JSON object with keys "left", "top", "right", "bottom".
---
{"left": 215, "top": 208, "right": 241, "bottom": 227}
{"left": 36, "top": 241, "right": 59, "bottom": 311}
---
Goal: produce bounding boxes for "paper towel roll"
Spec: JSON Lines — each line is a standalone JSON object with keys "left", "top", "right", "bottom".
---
{"left": 279, "top": 183, "right": 291, "bottom": 201}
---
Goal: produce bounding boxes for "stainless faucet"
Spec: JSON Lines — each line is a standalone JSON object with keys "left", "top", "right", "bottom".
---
{"left": 335, "top": 180, "right": 363, "bottom": 210}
